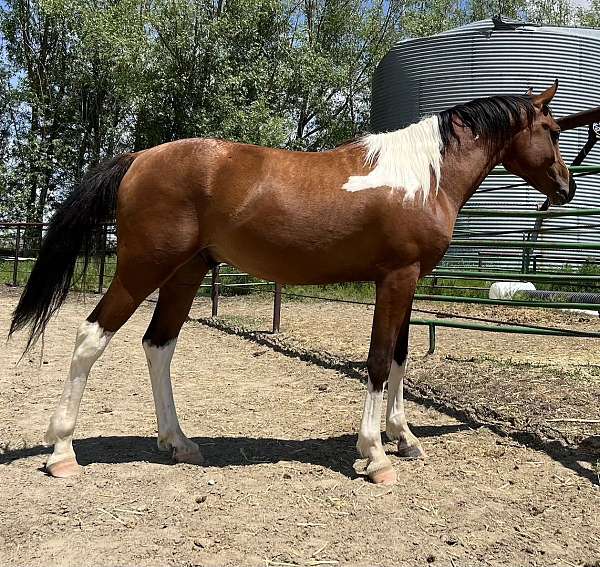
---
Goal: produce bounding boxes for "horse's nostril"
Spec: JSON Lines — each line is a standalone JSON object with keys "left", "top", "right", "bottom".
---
{"left": 552, "top": 186, "right": 569, "bottom": 205}
{"left": 558, "top": 187, "right": 571, "bottom": 204}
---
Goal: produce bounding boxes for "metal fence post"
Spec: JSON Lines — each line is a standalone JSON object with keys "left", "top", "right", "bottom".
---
{"left": 211, "top": 264, "right": 220, "bottom": 317}
{"left": 97, "top": 224, "right": 106, "bottom": 294}
{"left": 12, "top": 224, "right": 21, "bottom": 286}
{"left": 272, "top": 283, "right": 282, "bottom": 333}
{"left": 427, "top": 323, "right": 436, "bottom": 355}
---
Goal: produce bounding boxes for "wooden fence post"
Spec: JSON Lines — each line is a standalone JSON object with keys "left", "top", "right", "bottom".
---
{"left": 12, "top": 224, "right": 21, "bottom": 286}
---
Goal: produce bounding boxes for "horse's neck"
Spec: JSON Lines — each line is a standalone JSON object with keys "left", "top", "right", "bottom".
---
{"left": 439, "top": 138, "right": 505, "bottom": 212}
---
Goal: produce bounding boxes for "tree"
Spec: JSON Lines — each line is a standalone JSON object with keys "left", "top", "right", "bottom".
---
{"left": 577, "top": 0, "right": 600, "bottom": 26}
{"left": 132, "top": 0, "right": 294, "bottom": 148}
{"left": 0, "top": 0, "right": 593, "bottom": 223}
{"left": 1, "top": 0, "right": 80, "bottom": 224}
{"left": 283, "top": 0, "right": 402, "bottom": 149}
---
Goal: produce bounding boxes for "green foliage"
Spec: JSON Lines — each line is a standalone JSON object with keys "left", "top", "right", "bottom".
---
{"left": 0, "top": 0, "right": 402, "bottom": 219}
{"left": 578, "top": 0, "right": 600, "bottom": 27}
{"left": 401, "top": 0, "right": 468, "bottom": 37}
{"left": 537, "top": 260, "right": 600, "bottom": 293}
{"left": 417, "top": 277, "right": 489, "bottom": 298}
{"left": 0, "top": 0, "right": 597, "bottom": 221}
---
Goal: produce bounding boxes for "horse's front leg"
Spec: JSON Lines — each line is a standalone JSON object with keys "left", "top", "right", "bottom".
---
{"left": 357, "top": 265, "right": 419, "bottom": 485}
{"left": 385, "top": 310, "right": 425, "bottom": 459}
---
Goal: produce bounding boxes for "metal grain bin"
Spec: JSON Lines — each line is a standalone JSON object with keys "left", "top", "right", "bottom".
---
{"left": 371, "top": 17, "right": 600, "bottom": 270}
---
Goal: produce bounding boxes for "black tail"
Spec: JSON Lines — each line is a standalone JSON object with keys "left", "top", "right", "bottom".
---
{"left": 9, "top": 153, "right": 136, "bottom": 351}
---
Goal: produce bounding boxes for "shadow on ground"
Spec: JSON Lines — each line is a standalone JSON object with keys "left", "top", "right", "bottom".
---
{"left": 0, "top": 423, "right": 468, "bottom": 478}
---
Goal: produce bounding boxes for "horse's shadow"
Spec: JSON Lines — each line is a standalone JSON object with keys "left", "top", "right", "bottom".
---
{"left": 2, "top": 425, "right": 598, "bottom": 485}
{"left": 0, "top": 423, "right": 468, "bottom": 478}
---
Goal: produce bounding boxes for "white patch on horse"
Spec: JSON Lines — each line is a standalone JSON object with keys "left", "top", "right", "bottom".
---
{"left": 143, "top": 338, "right": 201, "bottom": 462}
{"left": 45, "top": 321, "right": 113, "bottom": 468}
{"left": 343, "top": 115, "right": 443, "bottom": 203}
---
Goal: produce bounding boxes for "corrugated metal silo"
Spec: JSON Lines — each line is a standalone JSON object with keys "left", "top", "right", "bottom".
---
{"left": 371, "top": 17, "right": 600, "bottom": 269}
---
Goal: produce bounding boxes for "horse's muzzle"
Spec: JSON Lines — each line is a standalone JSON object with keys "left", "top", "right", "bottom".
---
{"left": 552, "top": 174, "right": 576, "bottom": 206}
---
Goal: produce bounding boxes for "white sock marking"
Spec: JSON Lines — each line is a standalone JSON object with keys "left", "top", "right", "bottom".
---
{"left": 46, "top": 321, "right": 113, "bottom": 466}
{"left": 357, "top": 379, "right": 389, "bottom": 471}
{"left": 143, "top": 339, "right": 198, "bottom": 456}
{"left": 386, "top": 360, "right": 419, "bottom": 448}
{"left": 343, "top": 115, "right": 442, "bottom": 204}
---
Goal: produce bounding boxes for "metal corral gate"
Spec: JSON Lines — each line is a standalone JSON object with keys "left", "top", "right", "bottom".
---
{"left": 6, "top": 203, "right": 599, "bottom": 355}
{"left": 206, "top": 204, "right": 600, "bottom": 354}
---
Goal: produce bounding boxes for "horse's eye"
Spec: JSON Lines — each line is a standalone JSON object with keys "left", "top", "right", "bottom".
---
{"left": 551, "top": 130, "right": 560, "bottom": 143}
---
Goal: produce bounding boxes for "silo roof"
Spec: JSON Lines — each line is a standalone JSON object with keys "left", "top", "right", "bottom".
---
{"left": 397, "top": 16, "right": 600, "bottom": 42}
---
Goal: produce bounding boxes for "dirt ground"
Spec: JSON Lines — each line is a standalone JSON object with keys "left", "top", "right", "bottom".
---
{"left": 2, "top": 287, "right": 600, "bottom": 567}
{"left": 210, "top": 295, "right": 600, "bottom": 444}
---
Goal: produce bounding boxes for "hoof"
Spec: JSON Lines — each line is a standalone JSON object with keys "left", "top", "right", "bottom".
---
{"left": 173, "top": 448, "right": 204, "bottom": 465}
{"left": 369, "top": 464, "right": 397, "bottom": 485}
{"left": 46, "top": 457, "right": 81, "bottom": 478}
{"left": 397, "top": 442, "right": 425, "bottom": 459}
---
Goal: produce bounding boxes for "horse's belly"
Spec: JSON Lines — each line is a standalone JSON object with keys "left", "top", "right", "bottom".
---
{"left": 211, "top": 229, "right": 383, "bottom": 284}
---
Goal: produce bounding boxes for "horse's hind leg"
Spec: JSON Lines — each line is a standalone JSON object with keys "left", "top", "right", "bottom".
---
{"left": 44, "top": 321, "right": 113, "bottom": 477}
{"left": 44, "top": 275, "right": 152, "bottom": 478}
{"left": 142, "top": 255, "right": 208, "bottom": 464}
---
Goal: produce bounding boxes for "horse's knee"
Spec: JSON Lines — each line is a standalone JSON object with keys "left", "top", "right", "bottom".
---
{"left": 366, "top": 353, "right": 390, "bottom": 390}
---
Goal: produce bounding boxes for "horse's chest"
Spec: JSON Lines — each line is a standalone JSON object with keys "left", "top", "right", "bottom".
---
{"left": 418, "top": 224, "right": 453, "bottom": 274}
{"left": 386, "top": 214, "right": 452, "bottom": 274}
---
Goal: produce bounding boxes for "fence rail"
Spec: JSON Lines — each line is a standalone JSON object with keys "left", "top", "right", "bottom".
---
{"left": 3, "top": 103, "right": 600, "bottom": 356}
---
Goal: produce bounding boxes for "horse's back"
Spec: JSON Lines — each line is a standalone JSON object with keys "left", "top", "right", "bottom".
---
{"left": 117, "top": 136, "right": 369, "bottom": 230}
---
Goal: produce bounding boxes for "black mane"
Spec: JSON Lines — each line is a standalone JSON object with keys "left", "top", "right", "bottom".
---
{"left": 438, "top": 94, "right": 536, "bottom": 154}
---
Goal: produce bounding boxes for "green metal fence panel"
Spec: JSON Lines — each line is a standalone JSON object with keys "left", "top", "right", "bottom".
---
{"left": 491, "top": 165, "right": 600, "bottom": 175}
{"left": 451, "top": 239, "right": 600, "bottom": 251}
{"left": 414, "top": 294, "right": 600, "bottom": 311}
{"left": 410, "top": 318, "right": 600, "bottom": 338}
{"left": 458, "top": 207, "right": 600, "bottom": 218}
{"left": 430, "top": 269, "right": 599, "bottom": 283}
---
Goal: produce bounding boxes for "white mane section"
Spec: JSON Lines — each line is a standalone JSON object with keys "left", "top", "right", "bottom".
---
{"left": 342, "top": 115, "right": 443, "bottom": 203}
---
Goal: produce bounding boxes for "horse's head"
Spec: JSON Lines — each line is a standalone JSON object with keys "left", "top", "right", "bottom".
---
{"left": 502, "top": 81, "right": 576, "bottom": 205}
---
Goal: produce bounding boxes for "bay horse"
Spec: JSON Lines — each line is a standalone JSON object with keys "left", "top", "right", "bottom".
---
{"left": 10, "top": 82, "right": 574, "bottom": 485}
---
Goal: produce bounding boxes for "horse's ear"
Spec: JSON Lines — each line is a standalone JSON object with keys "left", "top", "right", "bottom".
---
{"left": 532, "top": 80, "right": 558, "bottom": 107}
{"left": 525, "top": 86, "right": 533, "bottom": 96}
